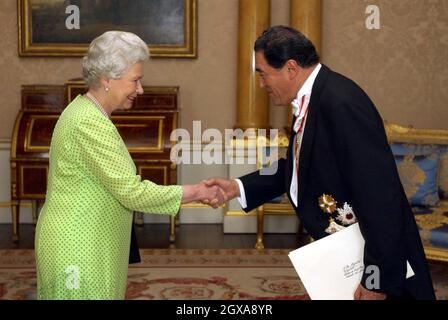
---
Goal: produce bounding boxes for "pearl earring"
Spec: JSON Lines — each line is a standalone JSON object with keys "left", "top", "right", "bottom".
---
{"left": 105, "top": 87, "right": 109, "bottom": 92}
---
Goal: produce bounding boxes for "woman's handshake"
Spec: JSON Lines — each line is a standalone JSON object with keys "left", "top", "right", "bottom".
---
{"left": 181, "top": 181, "right": 227, "bottom": 209}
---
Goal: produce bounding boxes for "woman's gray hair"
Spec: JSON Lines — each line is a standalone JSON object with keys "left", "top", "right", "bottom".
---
{"left": 82, "top": 31, "right": 149, "bottom": 88}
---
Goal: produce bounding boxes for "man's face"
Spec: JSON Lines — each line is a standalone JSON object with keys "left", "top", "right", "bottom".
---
{"left": 255, "top": 51, "right": 294, "bottom": 106}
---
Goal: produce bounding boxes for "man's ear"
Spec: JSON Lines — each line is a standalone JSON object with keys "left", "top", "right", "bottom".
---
{"left": 285, "top": 59, "right": 300, "bottom": 80}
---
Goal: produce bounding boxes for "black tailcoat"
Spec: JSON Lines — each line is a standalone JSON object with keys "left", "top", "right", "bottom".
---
{"left": 240, "top": 65, "right": 436, "bottom": 299}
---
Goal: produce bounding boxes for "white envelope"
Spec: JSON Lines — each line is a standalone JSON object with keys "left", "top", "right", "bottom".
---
{"left": 288, "top": 223, "right": 414, "bottom": 300}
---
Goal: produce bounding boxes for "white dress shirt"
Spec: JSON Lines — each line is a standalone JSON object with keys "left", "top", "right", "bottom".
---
{"left": 236, "top": 63, "right": 322, "bottom": 209}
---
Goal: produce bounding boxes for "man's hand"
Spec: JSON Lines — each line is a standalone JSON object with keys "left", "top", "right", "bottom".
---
{"left": 181, "top": 182, "right": 227, "bottom": 208}
{"left": 203, "top": 177, "right": 240, "bottom": 201}
{"left": 196, "top": 182, "right": 227, "bottom": 209}
{"left": 354, "top": 284, "right": 386, "bottom": 300}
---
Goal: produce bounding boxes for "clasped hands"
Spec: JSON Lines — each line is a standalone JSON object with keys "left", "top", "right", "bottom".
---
{"left": 194, "top": 177, "right": 240, "bottom": 209}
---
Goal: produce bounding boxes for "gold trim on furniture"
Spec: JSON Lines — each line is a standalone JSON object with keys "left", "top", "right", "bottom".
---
{"left": 10, "top": 112, "right": 23, "bottom": 158}
{"left": 18, "top": 0, "right": 197, "bottom": 58}
{"left": 181, "top": 203, "right": 210, "bottom": 209}
{"left": 66, "top": 82, "right": 85, "bottom": 103}
{"left": 425, "top": 246, "right": 448, "bottom": 262}
{"left": 114, "top": 116, "right": 164, "bottom": 153}
{"left": 226, "top": 210, "right": 257, "bottom": 216}
{"left": 24, "top": 115, "right": 59, "bottom": 152}
{"left": 262, "top": 203, "right": 296, "bottom": 215}
{"left": 385, "top": 121, "right": 448, "bottom": 263}
{"left": 181, "top": 203, "right": 226, "bottom": 209}
{"left": 385, "top": 121, "right": 448, "bottom": 145}
{"left": 256, "top": 204, "right": 265, "bottom": 249}
{"left": 226, "top": 206, "right": 294, "bottom": 216}
{"left": 142, "top": 86, "right": 180, "bottom": 95}
{"left": 0, "top": 201, "right": 32, "bottom": 208}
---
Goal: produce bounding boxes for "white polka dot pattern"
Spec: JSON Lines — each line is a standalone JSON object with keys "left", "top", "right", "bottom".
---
{"left": 35, "top": 95, "right": 182, "bottom": 299}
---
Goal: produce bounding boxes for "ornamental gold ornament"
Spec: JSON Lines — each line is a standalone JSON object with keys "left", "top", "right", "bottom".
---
{"left": 318, "top": 194, "right": 337, "bottom": 213}
{"left": 325, "top": 220, "right": 346, "bottom": 234}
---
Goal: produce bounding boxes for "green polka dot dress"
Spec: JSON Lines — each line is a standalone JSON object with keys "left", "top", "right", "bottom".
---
{"left": 35, "top": 95, "right": 182, "bottom": 300}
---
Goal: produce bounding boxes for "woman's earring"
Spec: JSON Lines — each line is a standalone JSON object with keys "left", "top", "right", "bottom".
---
{"left": 105, "top": 87, "right": 110, "bottom": 92}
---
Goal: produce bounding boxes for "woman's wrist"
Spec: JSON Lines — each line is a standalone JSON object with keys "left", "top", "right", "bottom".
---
{"left": 181, "top": 183, "right": 201, "bottom": 204}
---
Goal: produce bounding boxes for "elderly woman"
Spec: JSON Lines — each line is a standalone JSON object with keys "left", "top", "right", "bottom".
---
{"left": 35, "top": 31, "right": 223, "bottom": 300}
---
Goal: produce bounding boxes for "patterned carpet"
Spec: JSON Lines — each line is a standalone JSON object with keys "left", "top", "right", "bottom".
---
{"left": 0, "top": 249, "right": 446, "bottom": 300}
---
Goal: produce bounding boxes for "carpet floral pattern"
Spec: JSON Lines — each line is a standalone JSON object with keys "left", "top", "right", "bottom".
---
{"left": 0, "top": 249, "right": 446, "bottom": 300}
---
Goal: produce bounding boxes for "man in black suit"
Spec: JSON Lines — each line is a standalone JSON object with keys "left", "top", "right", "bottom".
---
{"left": 206, "top": 26, "right": 435, "bottom": 300}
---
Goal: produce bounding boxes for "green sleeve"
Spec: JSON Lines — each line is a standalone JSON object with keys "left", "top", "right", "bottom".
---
{"left": 73, "top": 114, "right": 182, "bottom": 215}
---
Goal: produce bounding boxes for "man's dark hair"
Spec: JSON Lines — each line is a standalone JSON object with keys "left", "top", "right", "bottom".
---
{"left": 254, "top": 25, "right": 319, "bottom": 69}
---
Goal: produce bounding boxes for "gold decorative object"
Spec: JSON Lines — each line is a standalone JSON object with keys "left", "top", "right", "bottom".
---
{"left": 318, "top": 194, "right": 337, "bottom": 213}
{"left": 318, "top": 194, "right": 345, "bottom": 234}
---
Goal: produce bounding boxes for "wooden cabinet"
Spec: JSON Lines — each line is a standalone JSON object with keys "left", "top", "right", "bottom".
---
{"left": 10, "top": 80, "right": 179, "bottom": 242}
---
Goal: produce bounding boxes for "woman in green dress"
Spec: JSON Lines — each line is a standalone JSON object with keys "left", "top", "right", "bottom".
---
{"left": 35, "top": 31, "right": 224, "bottom": 300}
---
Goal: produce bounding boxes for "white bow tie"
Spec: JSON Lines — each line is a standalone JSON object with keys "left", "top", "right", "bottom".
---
{"left": 291, "top": 98, "right": 301, "bottom": 117}
{"left": 292, "top": 95, "right": 310, "bottom": 133}
{"left": 291, "top": 95, "right": 309, "bottom": 117}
